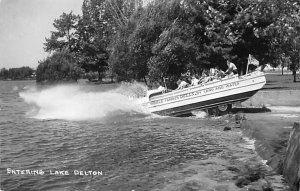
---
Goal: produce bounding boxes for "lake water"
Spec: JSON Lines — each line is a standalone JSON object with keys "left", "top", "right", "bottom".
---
{"left": 0, "top": 80, "right": 295, "bottom": 191}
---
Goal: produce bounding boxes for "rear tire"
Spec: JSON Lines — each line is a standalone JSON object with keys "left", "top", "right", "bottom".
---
{"left": 217, "top": 104, "right": 232, "bottom": 115}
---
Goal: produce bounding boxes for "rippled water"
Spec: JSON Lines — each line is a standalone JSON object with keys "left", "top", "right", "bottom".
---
{"left": 0, "top": 80, "right": 291, "bottom": 191}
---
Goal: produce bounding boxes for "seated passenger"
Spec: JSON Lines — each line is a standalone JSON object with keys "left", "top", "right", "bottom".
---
{"left": 157, "top": 82, "right": 166, "bottom": 92}
{"left": 191, "top": 75, "right": 200, "bottom": 86}
{"left": 176, "top": 79, "right": 188, "bottom": 90}
{"left": 199, "top": 70, "right": 210, "bottom": 83}
{"left": 209, "top": 69, "right": 217, "bottom": 81}
{"left": 215, "top": 66, "right": 226, "bottom": 79}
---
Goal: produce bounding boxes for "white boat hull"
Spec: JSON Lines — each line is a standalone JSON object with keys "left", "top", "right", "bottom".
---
{"left": 142, "top": 72, "right": 266, "bottom": 116}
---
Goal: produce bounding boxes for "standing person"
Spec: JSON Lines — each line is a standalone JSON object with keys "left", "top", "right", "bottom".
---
{"left": 225, "top": 60, "right": 238, "bottom": 75}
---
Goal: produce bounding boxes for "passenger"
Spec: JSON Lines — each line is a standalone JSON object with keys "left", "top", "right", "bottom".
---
{"left": 157, "top": 82, "right": 166, "bottom": 92}
{"left": 176, "top": 79, "right": 188, "bottom": 90}
{"left": 199, "top": 70, "right": 210, "bottom": 83}
{"left": 225, "top": 60, "right": 238, "bottom": 75}
{"left": 209, "top": 68, "right": 217, "bottom": 81}
{"left": 187, "top": 76, "right": 192, "bottom": 84}
{"left": 181, "top": 70, "right": 191, "bottom": 78}
{"left": 191, "top": 75, "right": 200, "bottom": 86}
{"left": 215, "top": 66, "right": 226, "bottom": 79}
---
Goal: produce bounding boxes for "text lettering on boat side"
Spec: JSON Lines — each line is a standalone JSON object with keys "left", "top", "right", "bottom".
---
{"left": 150, "top": 81, "right": 240, "bottom": 105}
{"left": 225, "top": 82, "right": 239, "bottom": 88}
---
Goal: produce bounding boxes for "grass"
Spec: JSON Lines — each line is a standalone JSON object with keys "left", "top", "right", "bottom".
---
{"left": 262, "top": 71, "right": 300, "bottom": 91}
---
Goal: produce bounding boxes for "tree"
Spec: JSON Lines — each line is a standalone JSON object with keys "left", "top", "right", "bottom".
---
{"left": 36, "top": 50, "right": 84, "bottom": 83}
{"left": 41, "top": 0, "right": 299, "bottom": 84}
{"left": 265, "top": 0, "right": 300, "bottom": 82}
{"left": 0, "top": 67, "right": 34, "bottom": 80}
{"left": 75, "top": 0, "right": 119, "bottom": 81}
{"left": 44, "top": 12, "right": 80, "bottom": 53}
{"left": 107, "top": 0, "right": 148, "bottom": 81}
{"left": 0, "top": 68, "right": 9, "bottom": 80}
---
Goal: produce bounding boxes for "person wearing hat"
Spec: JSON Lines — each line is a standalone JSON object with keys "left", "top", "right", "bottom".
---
{"left": 225, "top": 60, "right": 238, "bottom": 75}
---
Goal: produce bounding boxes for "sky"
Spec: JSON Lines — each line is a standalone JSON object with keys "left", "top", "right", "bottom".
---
{"left": 0, "top": 0, "right": 84, "bottom": 69}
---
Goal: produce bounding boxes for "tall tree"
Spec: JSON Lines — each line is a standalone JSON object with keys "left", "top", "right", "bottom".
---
{"left": 264, "top": 0, "right": 300, "bottom": 81}
{"left": 75, "top": 0, "right": 122, "bottom": 81}
{"left": 44, "top": 12, "right": 80, "bottom": 52}
{"left": 107, "top": 0, "right": 146, "bottom": 81}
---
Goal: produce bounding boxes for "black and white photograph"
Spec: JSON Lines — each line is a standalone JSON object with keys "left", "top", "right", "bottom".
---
{"left": 0, "top": 0, "right": 299, "bottom": 190}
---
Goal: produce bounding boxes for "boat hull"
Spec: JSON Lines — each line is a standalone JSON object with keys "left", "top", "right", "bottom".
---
{"left": 143, "top": 72, "right": 266, "bottom": 116}
{"left": 154, "top": 89, "right": 258, "bottom": 116}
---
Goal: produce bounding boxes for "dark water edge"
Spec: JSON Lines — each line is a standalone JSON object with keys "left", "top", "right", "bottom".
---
{"left": 0, "top": 80, "right": 293, "bottom": 191}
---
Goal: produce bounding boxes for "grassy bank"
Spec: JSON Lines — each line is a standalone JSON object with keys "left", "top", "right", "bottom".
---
{"left": 263, "top": 72, "right": 300, "bottom": 91}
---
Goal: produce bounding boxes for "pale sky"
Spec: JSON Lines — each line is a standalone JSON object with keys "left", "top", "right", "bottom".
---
{"left": 0, "top": 0, "right": 84, "bottom": 69}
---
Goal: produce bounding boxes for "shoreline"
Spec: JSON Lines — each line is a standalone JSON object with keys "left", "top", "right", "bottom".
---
{"left": 227, "top": 86, "right": 300, "bottom": 190}
{"left": 240, "top": 114, "right": 293, "bottom": 171}
{"left": 239, "top": 107, "right": 300, "bottom": 190}
{"left": 155, "top": 114, "right": 290, "bottom": 191}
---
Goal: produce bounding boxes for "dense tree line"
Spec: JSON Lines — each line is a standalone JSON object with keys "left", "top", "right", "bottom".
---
{"left": 38, "top": 0, "right": 300, "bottom": 84}
{"left": 0, "top": 67, "right": 35, "bottom": 80}
{"left": 36, "top": 50, "right": 84, "bottom": 83}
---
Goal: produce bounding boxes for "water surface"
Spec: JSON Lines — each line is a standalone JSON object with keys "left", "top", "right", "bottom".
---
{"left": 0, "top": 80, "right": 292, "bottom": 191}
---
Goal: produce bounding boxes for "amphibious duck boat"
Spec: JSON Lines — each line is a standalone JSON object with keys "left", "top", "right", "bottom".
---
{"left": 140, "top": 71, "right": 266, "bottom": 116}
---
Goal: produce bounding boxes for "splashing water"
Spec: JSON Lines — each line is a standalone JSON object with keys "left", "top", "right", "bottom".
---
{"left": 19, "top": 84, "right": 149, "bottom": 121}
{"left": 112, "top": 81, "right": 148, "bottom": 99}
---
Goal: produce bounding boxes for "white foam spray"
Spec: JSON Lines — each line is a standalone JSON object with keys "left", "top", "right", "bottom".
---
{"left": 19, "top": 84, "right": 149, "bottom": 121}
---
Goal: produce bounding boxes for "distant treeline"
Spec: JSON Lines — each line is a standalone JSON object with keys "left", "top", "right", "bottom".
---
{"left": 0, "top": 67, "right": 35, "bottom": 80}
{"left": 38, "top": 0, "right": 300, "bottom": 84}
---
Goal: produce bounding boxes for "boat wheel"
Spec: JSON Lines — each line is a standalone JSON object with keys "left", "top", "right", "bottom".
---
{"left": 218, "top": 104, "right": 229, "bottom": 112}
{"left": 217, "top": 104, "right": 232, "bottom": 115}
